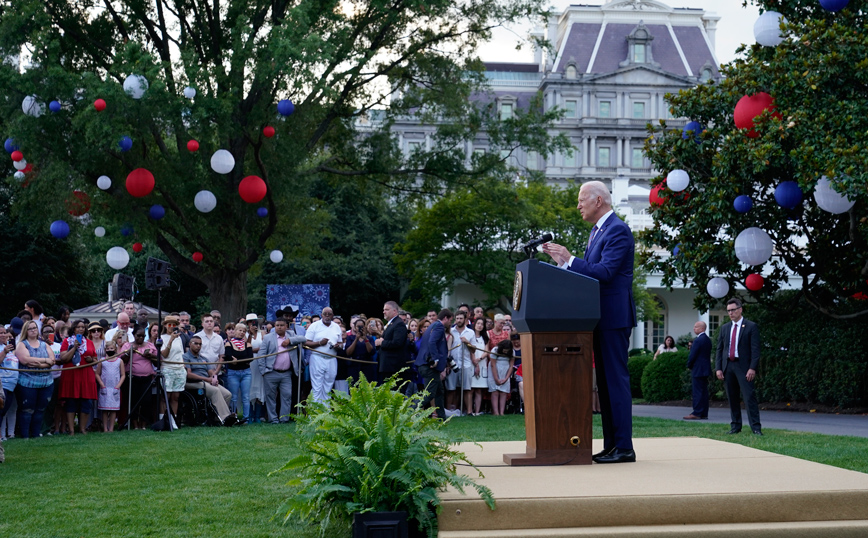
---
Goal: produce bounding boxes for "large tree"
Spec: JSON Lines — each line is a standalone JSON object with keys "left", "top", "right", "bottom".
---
{"left": 641, "top": 0, "right": 868, "bottom": 318}
{"left": 0, "top": 0, "right": 561, "bottom": 321}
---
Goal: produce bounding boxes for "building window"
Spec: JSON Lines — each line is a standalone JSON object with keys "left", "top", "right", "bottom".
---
{"left": 500, "top": 102, "right": 513, "bottom": 120}
{"left": 708, "top": 313, "right": 723, "bottom": 336}
{"left": 632, "top": 102, "right": 645, "bottom": 119}
{"left": 599, "top": 101, "right": 611, "bottom": 118}
{"left": 634, "top": 44, "right": 645, "bottom": 63}
{"left": 563, "top": 147, "right": 577, "bottom": 168}
{"left": 700, "top": 67, "right": 713, "bottom": 82}
{"left": 647, "top": 297, "right": 667, "bottom": 351}
{"left": 526, "top": 150, "right": 538, "bottom": 170}
{"left": 407, "top": 141, "right": 422, "bottom": 154}
{"left": 565, "top": 65, "right": 577, "bottom": 79}
{"left": 632, "top": 148, "right": 645, "bottom": 169}
{"left": 597, "top": 147, "right": 610, "bottom": 167}
{"left": 473, "top": 148, "right": 486, "bottom": 157}
{"left": 564, "top": 100, "right": 577, "bottom": 118}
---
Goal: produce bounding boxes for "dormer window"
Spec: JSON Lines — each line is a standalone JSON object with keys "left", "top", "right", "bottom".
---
{"left": 621, "top": 21, "right": 659, "bottom": 68}
{"left": 565, "top": 64, "right": 577, "bottom": 79}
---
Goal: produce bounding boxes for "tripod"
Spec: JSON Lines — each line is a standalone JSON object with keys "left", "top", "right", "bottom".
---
{"left": 123, "top": 366, "right": 175, "bottom": 431}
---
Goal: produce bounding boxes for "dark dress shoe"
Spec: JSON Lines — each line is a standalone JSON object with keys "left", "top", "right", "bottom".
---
{"left": 727, "top": 427, "right": 741, "bottom": 434}
{"left": 592, "top": 447, "right": 614, "bottom": 462}
{"left": 752, "top": 429, "right": 763, "bottom": 436}
{"left": 594, "top": 448, "right": 636, "bottom": 464}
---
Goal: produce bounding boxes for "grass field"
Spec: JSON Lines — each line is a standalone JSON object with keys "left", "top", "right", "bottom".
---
{"left": 1, "top": 415, "right": 866, "bottom": 537}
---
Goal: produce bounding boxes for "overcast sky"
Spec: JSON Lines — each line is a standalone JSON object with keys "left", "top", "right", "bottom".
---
{"left": 478, "top": 1, "right": 760, "bottom": 67}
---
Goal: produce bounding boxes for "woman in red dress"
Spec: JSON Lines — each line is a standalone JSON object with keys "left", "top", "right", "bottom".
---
{"left": 58, "top": 320, "right": 99, "bottom": 435}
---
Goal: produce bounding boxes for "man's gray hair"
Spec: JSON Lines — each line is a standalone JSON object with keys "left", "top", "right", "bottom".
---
{"left": 582, "top": 181, "right": 612, "bottom": 206}
{"left": 384, "top": 300, "right": 400, "bottom": 311}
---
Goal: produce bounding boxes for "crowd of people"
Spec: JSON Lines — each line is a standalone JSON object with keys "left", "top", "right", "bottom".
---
{"left": 0, "top": 299, "right": 525, "bottom": 462}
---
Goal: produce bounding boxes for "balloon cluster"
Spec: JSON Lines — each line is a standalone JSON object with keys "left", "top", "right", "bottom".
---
{"left": 8, "top": 77, "right": 296, "bottom": 269}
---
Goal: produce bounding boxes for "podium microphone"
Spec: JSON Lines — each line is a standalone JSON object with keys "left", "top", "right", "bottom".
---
{"left": 523, "top": 233, "right": 553, "bottom": 259}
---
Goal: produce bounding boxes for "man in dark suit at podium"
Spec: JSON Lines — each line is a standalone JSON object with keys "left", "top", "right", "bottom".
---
{"left": 542, "top": 181, "right": 637, "bottom": 464}
{"left": 684, "top": 321, "right": 711, "bottom": 420}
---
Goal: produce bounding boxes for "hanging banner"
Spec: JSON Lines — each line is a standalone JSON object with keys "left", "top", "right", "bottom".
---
{"left": 265, "top": 284, "right": 330, "bottom": 323}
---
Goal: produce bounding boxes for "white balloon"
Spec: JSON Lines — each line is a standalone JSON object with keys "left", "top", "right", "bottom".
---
{"left": 97, "top": 175, "right": 112, "bottom": 190}
{"left": 13, "top": 159, "right": 27, "bottom": 171}
{"left": 22, "top": 95, "right": 44, "bottom": 117}
{"left": 210, "top": 149, "right": 235, "bottom": 174}
{"left": 106, "top": 246, "right": 130, "bottom": 270}
{"left": 183, "top": 86, "right": 196, "bottom": 99}
{"left": 14, "top": 171, "right": 25, "bottom": 181}
{"left": 707, "top": 277, "right": 729, "bottom": 299}
{"left": 123, "top": 74, "right": 149, "bottom": 99}
{"left": 735, "top": 227, "right": 774, "bottom": 266}
{"left": 754, "top": 11, "right": 787, "bottom": 47}
{"left": 194, "top": 190, "right": 217, "bottom": 213}
{"left": 814, "top": 176, "right": 855, "bottom": 214}
{"left": 94, "top": 226, "right": 106, "bottom": 237}
{"left": 269, "top": 250, "right": 284, "bottom": 263}
{"left": 667, "top": 169, "right": 690, "bottom": 192}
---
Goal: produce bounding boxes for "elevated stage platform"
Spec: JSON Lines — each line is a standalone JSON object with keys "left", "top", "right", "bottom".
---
{"left": 439, "top": 438, "right": 868, "bottom": 537}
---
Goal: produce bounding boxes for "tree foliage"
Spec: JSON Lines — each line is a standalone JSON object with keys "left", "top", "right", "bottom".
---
{"left": 641, "top": 0, "right": 868, "bottom": 318}
{"left": 0, "top": 0, "right": 560, "bottom": 321}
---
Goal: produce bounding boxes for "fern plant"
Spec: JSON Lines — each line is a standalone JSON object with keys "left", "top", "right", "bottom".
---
{"left": 272, "top": 373, "right": 495, "bottom": 537}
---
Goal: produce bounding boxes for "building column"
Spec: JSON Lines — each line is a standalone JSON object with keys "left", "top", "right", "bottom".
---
{"left": 616, "top": 137, "right": 623, "bottom": 168}
{"left": 582, "top": 137, "right": 589, "bottom": 166}
{"left": 632, "top": 325, "right": 645, "bottom": 351}
{"left": 590, "top": 136, "right": 597, "bottom": 166}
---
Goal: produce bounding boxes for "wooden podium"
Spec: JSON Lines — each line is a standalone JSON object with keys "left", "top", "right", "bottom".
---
{"left": 503, "top": 259, "right": 600, "bottom": 466}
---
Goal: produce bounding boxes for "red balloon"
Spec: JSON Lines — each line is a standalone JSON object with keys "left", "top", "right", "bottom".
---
{"left": 238, "top": 175, "right": 267, "bottom": 203}
{"left": 94, "top": 99, "right": 106, "bottom": 111}
{"left": 192, "top": 251, "right": 204, "bottom": 263}
{"left": 66, "top": 190, "right": 91, "bottom": 217}
{"left": 733, "top": 92, "right": 781, "bottom": 138}
{"left": 649, "top": 184, "right": 667, "bottom": 206}
{"left": 10, "top": 150, "right": 23, "bottom": 162}
{"left": 126, "top": 168, "right": 155, "bottom": 198}
{"left": 745, "top": 273, "right": 764, "bottom": 291}
{"left": 263, "top": 126, "right": 275, "bottom": 138}
{"left": 22, "top": 162, "right": 33, "bottom": 173}
{"left": 187, "top": 139, "right": 199, "bottom": 152}
{"left": 132, "top": 242, "right": 144, "bottom": 253}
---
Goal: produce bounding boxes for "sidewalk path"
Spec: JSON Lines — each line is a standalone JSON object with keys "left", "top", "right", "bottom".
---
{"left": 633, "top": 404, "right": 868, "bottom": 438}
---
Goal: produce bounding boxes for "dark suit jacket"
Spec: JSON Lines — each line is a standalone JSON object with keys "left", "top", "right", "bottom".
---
{"left": 378, "top": 316, "right": 408, "bottom": 373}
{"left": 413, "top": 320, "right": 448, "bottom": 372}
{"left": 566, "top": 214, "right": 637, "bottom": 331}
{"left": 715, "top": 318, "right": 761, "bottom": 374}
{"left": 687, "top": 333, "right": 712, "bottom": 377}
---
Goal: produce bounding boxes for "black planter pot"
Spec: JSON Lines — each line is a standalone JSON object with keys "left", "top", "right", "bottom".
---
{"left": 352, "top": 511, "right": 408, "bottom": 538}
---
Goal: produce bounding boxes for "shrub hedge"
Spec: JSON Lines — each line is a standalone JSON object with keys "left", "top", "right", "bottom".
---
{"left": 641, "top": 350, "right": 690, "bottom": 402}
{"left": 627, "top": 355, "right": 652, "bottom": 398}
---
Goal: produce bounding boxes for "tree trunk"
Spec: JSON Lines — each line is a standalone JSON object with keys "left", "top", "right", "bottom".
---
{"left": 204, "top": 269, "right": 249, "bottom": 324}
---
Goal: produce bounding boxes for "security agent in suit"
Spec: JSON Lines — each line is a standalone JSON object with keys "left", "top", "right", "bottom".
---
{"left": 684, "top": 321, "right": 712, "bottom": 420}
{"left": 413, "top": 309, "right": 453, "bottom": 419}
{"left": 376, "top": 301, "right": 409, "bottom": 380}
{"left": 257, "top": 318, "right": 307, "bottom": 423}
{"left": 542, "top": 181, "right": 637, "bottom": 464}
{"left": 715, "top": 297, "right": 762, "bottom": 435}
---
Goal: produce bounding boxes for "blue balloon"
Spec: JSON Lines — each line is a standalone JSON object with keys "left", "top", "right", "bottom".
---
{"left": 682, "top": 121, "right": 702, "bottom": 143}
{"left": 774, "top": 181, "right": 803, "bottom": 209}
{"left": 121, "top": 225, "right": 134, "bottom": 237}
{"left": 257, "top": 207, "right": 268, "bottom": 218}
{"left": 50, "top": 220, "right": 70, "bottom": 239}
{"left": 49, "top": 100, "right": 62, "bottom": 113}
{"left": 4, "top": 137, "right": 19, "bottom": 154}
{"left": 149, "top": 204, "right": 166, "bottom": 220}
{"left": 820, "top": 0, "right": 849, "bottom": 11}
{"left": 277, "top": 99, "right": 295, "bottom": 116}
{"left": 119, "top": 136, "right": 133, "bottom": 152}
{"left": 734, "top": 195, "right": 753, "bottom": 213}
{"left": 672, "top": 243, "right": 682, "bottom": 257}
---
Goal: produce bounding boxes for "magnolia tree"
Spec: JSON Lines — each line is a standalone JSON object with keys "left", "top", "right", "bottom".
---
{"left": 641, "top": 0, "right": 868, "bottom": 318}
{"left": 0, "top": 0, "right": 563, "bottom": 320}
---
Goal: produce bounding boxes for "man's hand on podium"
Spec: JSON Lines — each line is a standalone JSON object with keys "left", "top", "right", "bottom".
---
{"left": 541, "top": 242, "right": 572, "bottom": 266}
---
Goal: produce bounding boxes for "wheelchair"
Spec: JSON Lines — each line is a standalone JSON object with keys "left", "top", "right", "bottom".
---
{"left": 177, "top": 384, "right": 223, "bottom": 427}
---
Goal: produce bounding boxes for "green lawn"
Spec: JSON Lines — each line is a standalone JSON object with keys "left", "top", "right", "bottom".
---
{"left": 1, "top": 416, "right": 866, "bottom": 537}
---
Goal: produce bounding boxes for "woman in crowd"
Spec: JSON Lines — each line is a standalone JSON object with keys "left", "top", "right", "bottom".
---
{"left": 488, "top": 339, "right": 515, "bottom": 416}
{"left": 469, "top": 318, "right": 489, "bottom": 416}
{"left": 159, "top": 316, "right": 186, "bottom": 420}
{"left": 58, "top": 321, "right": 99, "bottom": 435}
{"left": 15, "top": 320, "right": 56, "bottom": 438}
{"left": 487, "top": 314, "right": 511, "bottom": 352}
{"left": 1, "top": 325, "right": 18, "bottom": 458}
{"left": 24, "top": 300, "right": 45, "bottom": 331}
{"left": 120, "top": 327, "right": 158, "bottom": 429}
{"left": 223, "top": 322, "right": 252, "bottom": 424}
{"left": 343, "top": 318, "right": 376, "bottom": 386}
{"left": 148, "top": 322, "right": 160, "bottom": 344}
{"left": 653, "top": 335, "right": 678, "bottom": 360}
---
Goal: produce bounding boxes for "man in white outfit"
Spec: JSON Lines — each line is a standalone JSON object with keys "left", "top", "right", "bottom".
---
{"left": 304, "top": 307, "right": 342, "bottom": 403}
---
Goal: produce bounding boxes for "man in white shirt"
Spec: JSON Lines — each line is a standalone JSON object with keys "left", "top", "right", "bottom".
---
{"left": 105, "top": 313, "right": 135, "bottom": 344}
{"left": 449, "top": 311, "right": 475, "bottom": 415}
{"left": 194, "top": 314, "right": 224, "bottom": 376}
{"left": 304, "top": 307, "right": 342, "bottom": 403}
